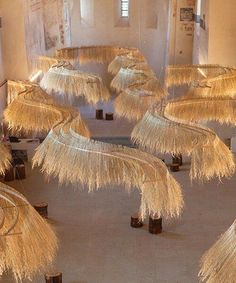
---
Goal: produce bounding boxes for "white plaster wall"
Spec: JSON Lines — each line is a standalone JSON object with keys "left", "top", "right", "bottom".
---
{"left": 0, "top": 0, "right": 28, "bottom": 80}
{"left": 0, "top": 14, "right": 6, "bottom": 120}
{"left": 208, "top": 0, "right": 236, "bottom": 65}
{"left": 168, "top": 0, "right": 195, "bottom": 65}
{"left": 68, "top": 0, "right": 170, "bottom": 80}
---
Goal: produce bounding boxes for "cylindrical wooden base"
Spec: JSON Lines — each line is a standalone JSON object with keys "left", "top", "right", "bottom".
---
{"left": 149, "top": 217, "right": 162, "bottom": 234}
{"left": 172, "top": 154, "right": 182, "bottom": 166}
{"left": 4, "top": 166, "right": 14, "bottom": 182}
{"left": 105, "top": 113, "right": 114, "bottom": 121}
{"left": 130, "top": 213, "right": 143, "bottom": 228}
{"left": 15, "top": 164, "right": 26, "bottom": 180}
{"left": 34, "top": 202, "right": 48, "bottom": 218}
{"left": 96, "top": 109, "right": 103, "bottom": 120}
{"left": 45, "top": 272, "right": 62, "bottom": 283}
{"left": 170, "top": 163, "right": 180, "bottom": 172}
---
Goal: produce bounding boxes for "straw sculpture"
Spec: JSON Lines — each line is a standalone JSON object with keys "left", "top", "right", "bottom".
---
{"left": 36, "top": 56, "right": 60, "bottom": 73}
{"left": 7, "top": 80, "right": 36, "bottom": 105}
{"left": 32, "top": 111, "right": 184, "bottom": 220}
{"left": 0, "top": 143, "right": 12, "bottom": 175}
{"left": 0, "top": 183, "right": 58, "bottom": 282}
{"left": 55, "top": 46, "right": 141, "bottom": 64}
{"left": 108, "top": 53, "right": 146, "bottom": 75}
{"left": 165, "top": 64, "right": 235, "bottom": 88}
{"left": 114, "top": 79, "right": 167, "bottom": 121}
{"left": 199, "top": 220, "right": 236, "bottom": 283}
{"left": 131, "top": 106, "right": 235, "bottom": 181}
{"left": 111, "top": 64, "right": 155, "bottom": 93}
{"left": 165, "top": 97, "right": 236, "bottom": 125}
{"left": 4, "top": 86, "right": 90, "bottom": 136}
{"left": 190, "top": 72, "right": 236, "bottom": 98}
{"left": 40, "top": 65, "right": 110, "bottom": 105}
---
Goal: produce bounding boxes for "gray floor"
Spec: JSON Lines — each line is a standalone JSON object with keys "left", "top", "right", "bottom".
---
{"left": 2, "top": 158, "right": 236, "bottom": 283}
{"left": 2, "top": 112, "right": 236, "bottom": 283}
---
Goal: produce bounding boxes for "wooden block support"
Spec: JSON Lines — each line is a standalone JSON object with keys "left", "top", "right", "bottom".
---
{"left": 105, "top": 112, "right": 114, "bottom": 121}
{"left": 34, "top": 202, "right": 48, "bottom": 218}
{"left": 149, "top": 217, "right": 162, "bottom": 234}
{"left": 170, "top": 163, "right": 180, "bottom": 172}
{"left": 96, "top": 109, "right": 103, "bottom": 120}
{"left": 4, "top": 166, "right": 14, "bottom": 182}
{"left": 130, "top": 213, "right": 143, "bottom": 228}
{"left": 45, "top": 272, "right": 62, "bottom": 283}
{"left": 172, "top": 154, "right": 182, "bottom": 166}
{"left": 15, "top": 164, "right": 26, "bottom": 180}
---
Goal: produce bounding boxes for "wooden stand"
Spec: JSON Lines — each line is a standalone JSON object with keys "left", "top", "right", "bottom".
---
{"left": 34, "top": 202, "right": 48, "bottom": 218}
{"left": 4, "top": 166, "right": 14, "bottom": 182}
{"left": 105, "top": 113, "right": 114, "bottom": 121}
{"left": 172, "top": 154, "right": 182, "bottom": 166}
{"left": 15, "top": 164, "right": 26, "bottom": 180}
{"left": 170, "top": 163, "right": 180, "bottom": 172}
{"left": 96, "top": 109, "right": 103, "bottom": 120}
{"left": 45, "top": 272, "right": 62, "bottom": 283}
{"left": 130, "top": 213, "right": 143, "bottom": 228}
{"left": 149, "top": 217, "right": 162, "bottom": 234}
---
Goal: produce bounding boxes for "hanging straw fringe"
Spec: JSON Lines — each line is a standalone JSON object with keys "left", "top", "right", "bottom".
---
{"left": 111, "top": 64, "right": 154, "bottom": 93}
{"left": 131, "top": 106, "right": 235, "bottom": 181}
{"left": 199, "top": 220, "right": 236, "bottom": 283}
{"left": 4, "top": 86, "right": 90, "bottom": 136}
{"left": 165, "top": 64, "right": 235, "bottom": 88}
{"left": 40, "top": 66, "right": 110, "bottom": 105}
{"left": 108, "top": 53, "right": 146, "bottom": 75}
{"left": 55, "top": 46, "right": 141, "bottom": 64}
{"left": 0, "top": 143, "right": 12, "bottom": 175}
{"left": 36, "top": 56, "right": 60, "bottom": 73}
{"left": 114, "top": 79, "right": 167, "bottom": 121}
{"left": 0, "top": 183, "right": 58, "bottom": 282}
{"left": 7, "top": 80, "right": 36, "bottom": 105}
{"left": 166, "top": 97, "right": 236, "bottom": 125}
{"left": 32, "top": 112, "right": 184, "bottom": 220}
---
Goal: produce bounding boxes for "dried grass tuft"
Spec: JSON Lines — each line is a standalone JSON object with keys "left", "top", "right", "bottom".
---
{"left": 40, "top": 66, "right": 110, "bottom": 105}
{"left": 199, "top": 220, "right": 236, "bottom": 283}
{"left": 0, "top": 183, "right": 58, "bottom": 282}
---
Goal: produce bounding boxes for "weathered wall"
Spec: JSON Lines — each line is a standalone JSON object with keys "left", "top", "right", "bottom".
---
{"left": 68, "top": 0, "right": 170, "bottom": 80}
{"left": 0, "top": 0, "right": 28, "bottom": 80}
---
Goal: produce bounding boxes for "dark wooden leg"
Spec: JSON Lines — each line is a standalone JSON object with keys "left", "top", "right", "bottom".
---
{"left": 172, "top": 154, "right": 182, "bottom": 166}
{"left": 96, "top": 109, "right": 103, "bottom": 120}
{"left": 170, "top": 163, "right": 180, "bottom": 172}
{"left": 34, "top": 202, "right": 48, "bottom": 218}
{"left": 4, "top": 166, "right": 14, "bottom": 182}
{"left": 130, "top": 212, "right": 143, "bottom": 228}
{"left": 149, "top": 216, "right": 162, "bottom": 234}
{"left": 105, "top": 113, "right": 114, "bottom": 121}
{"left": 45, "top": 272, "right": 62, "bottom": 283}
{"left": 15, "top": 164, "right": 26, "bottom": 180}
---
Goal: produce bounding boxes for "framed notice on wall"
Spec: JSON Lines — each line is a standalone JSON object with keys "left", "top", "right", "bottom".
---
{"left": 180, "top": 8, "right": 194, "bottom": 22}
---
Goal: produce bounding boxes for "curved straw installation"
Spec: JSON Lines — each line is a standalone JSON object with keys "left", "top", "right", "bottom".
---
{"left": 165, "top": 97, "right": 236, "bottom": 125}
{"left": 111, "top": 64, "right": 154, "bottom": 93}
{"left": 7, "top": 80, "right": 36, "bottom": 105}
{"left": 114, "top": 79, "right": 167, "bottom": 121}
{"left": 131, "top": 106, "right": 235, "bottom": 181}
{"left": 4, "top": 86, "right": 90, "bottom": 136}
{"left": 0, "top": 183, "right": 58, "bottom": 282}
{"left": 40, "top": 65, "right": 110, "bottom": 105}
{"left": 199, "top": 220, "right": 236, "bottom": 283}
{"left": 32, "top": 111, "right": 184, "bottom": 220}
{"left": 108, "top": 53, "right": 146, "bottom": 75}
{"left": 0, "top": 143, "right": 12, "bottom": 175}
{"left": 165, "top": 64, "right": 234, "bottom": 88}
{"left": 36, "top": 56, "right": 60, "bottom": 73}
{"left": 55, "top": 46, "right": 141, "bottom": 64}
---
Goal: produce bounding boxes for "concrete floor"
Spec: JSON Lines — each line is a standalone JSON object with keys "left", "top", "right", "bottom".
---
{"left": 1, "top": 111, "right": 236, "bottom": 283}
